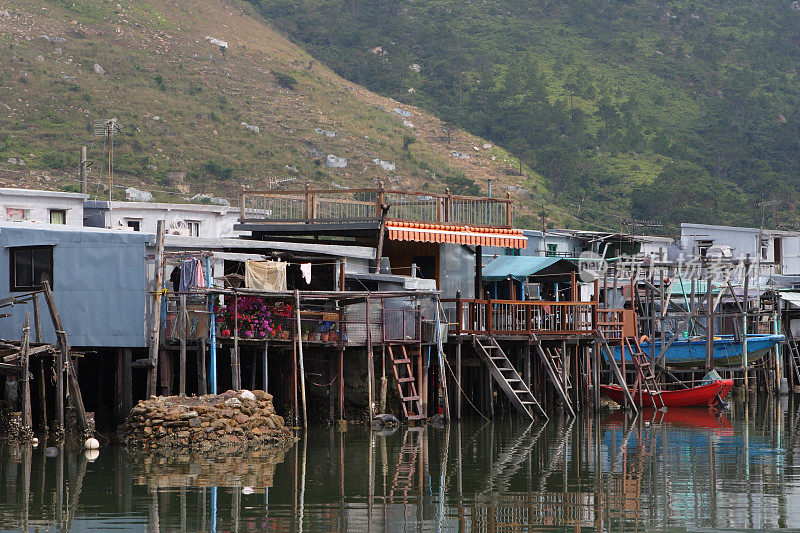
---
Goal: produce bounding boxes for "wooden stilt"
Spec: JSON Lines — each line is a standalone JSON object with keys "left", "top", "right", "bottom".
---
{"left": 179, "top": 294, "right": 187, "bottom": 396}
{"left": 147, "top": 220, "right": 166, "bottom": 398}
{"left": 42, "top": 281, "right": 87, "bottom": 433}
{"left": 263, "top": 341, "right": 269, "bottom": 392}
{"left": 198, "top": 337, "right": 207, "bottom": 396}
{"left": 365, "top": 296, "right": 375, "bottom": 424}
{"left": 159, "top": 349, "right": 171, "bottom": 396}
{"left": 21, "top": 313, "right": 31, "bottom": 433}
{"left": 38, "top": 358, "right": 48, "bottom": 432}
{"left": 455, "top": 341, "right": 462, "bottom": 420}
{"left": 338, "top": 348, "right": 344, "bottom": 419}
{"left": 232, "top": 292, "right": 241, "bottom": 390}
{"left": 295, "top": 290, "right": 308, "bottom": 428}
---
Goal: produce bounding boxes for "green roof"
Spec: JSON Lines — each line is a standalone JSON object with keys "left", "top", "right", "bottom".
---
{"left": 482, "top": 256, "right": 577, "bottom": 282}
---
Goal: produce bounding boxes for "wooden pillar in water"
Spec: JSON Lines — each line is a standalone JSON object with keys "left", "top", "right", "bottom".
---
{"left": 455, "top": 340, "right": 462, "bottom": 420}
{"left": 262, "top": 341, "right": 269, "bottom": 393}
{"left": 116, "top": 348, "right": 132, "bottom": 423}
{"left": 338, "top": 348, "right": 345, "bottom": 420}
{"left": 179, "top": 293, "right": 187, "bottom": 396}
{"left": 147, "top": 220, "right": 166, "bottom": 398}
{"left": 198, "top": 337, "right": 207, "bottom": 396}
{"left": 365, "top": 296, "right": 375, "bottom": 424}
{"left": 232, "top": 291, "right": 241, "bottom": 390}
{"left": 21, "top": 313, "right": 31, "bottom": 433}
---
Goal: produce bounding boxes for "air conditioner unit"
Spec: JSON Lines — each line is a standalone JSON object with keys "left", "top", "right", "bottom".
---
{"left": 524, "top": 282, "right": 541, "bottom": 300}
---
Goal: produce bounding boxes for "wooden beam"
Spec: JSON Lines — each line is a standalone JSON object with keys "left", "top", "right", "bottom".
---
{"left": 147, "top": 220, "right": 166, "bottom": 397}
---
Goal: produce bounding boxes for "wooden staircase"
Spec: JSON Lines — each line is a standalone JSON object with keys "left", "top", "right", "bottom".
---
{"left": 473, "top": 336, "right": 548, "bottom": 421}
{"left": 625, "top": 336, "right": 665, "bottom": 409}
{"left": 388, "top": 345, "right": 425, "bottom": 422}
{"left": 484, "top": 423, "right": 547, "bottom": 494}
{"left": 532, "top": 335, "right": 576, "bottom": 418}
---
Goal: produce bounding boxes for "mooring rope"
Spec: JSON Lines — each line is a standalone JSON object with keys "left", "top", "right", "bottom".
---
{"left": 442, "top": 349, "right": 491, "bottom": 422}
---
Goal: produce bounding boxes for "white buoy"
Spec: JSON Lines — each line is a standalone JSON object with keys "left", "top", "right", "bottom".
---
{"left": 84, "top": 437, "right": 100, "bottom": 450}
{"left": 84, "top": 449, "right": 100, "bottom": 461}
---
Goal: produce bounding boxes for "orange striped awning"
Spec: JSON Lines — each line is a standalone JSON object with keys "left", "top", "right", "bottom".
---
{"left": 386, "top": 222, "right": 527, "bottom": 249}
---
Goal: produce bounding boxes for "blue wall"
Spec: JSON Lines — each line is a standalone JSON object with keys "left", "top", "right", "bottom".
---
{"left": 0, "top": 226, "right": 151, "bottom": 348}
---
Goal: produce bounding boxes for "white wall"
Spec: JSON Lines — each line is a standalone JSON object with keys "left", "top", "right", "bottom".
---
{"left": 0, "top": 188, "right": 87, "bottom": 227}
{"left": 106, "top": 201, "right": 243, "bottom": 238}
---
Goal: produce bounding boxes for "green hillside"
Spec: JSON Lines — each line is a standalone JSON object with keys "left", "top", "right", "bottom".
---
{"left": 245, "top": 0, "right": 800, "bottom": 231}
{"left": 0, "top": 0, "right": 543, "bottom": 216}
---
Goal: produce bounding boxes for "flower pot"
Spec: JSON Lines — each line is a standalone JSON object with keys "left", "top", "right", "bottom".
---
{"left": 313, "top": 333, "right": 321, "bottom": 342}
{"left": 320, "top": 333, "right": 330, "bottom": 342}
{"left": 281, "top": 331, "right": 290, "bottom": 340}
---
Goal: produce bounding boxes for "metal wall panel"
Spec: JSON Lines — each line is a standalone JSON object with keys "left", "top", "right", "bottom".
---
{"left": 0, "top": 226, "right": 151, "bottom": 348}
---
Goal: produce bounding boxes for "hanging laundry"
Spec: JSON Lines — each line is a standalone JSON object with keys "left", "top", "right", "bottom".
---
{"left": 179, "top": 259, "right": 196, "bottom": 293}
{"left": 245, "top": 261, "right": 287, "bottom": 291}
{"left": 170, "top": 266, "right": 181, "bottom": 292}
{"left": 194, "top": 258, "right": 206, "bottom": 288}
{"left": 300, "top": 262, "right": 312, "bottom": 284}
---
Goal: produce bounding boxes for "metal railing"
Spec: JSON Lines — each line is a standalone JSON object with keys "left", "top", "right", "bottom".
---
{"left": 240, "top": 186, "right": 513, "bottom": 228}
{"left": 442, "top": 298, "right": 597, "bottom": 336}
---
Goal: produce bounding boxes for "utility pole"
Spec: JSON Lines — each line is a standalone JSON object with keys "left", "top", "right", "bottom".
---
{"left": 79, "top": 146, "right": 87, "bottom": 194}
{"left": 540, "top": 204, "right": 547, "bottom": 257}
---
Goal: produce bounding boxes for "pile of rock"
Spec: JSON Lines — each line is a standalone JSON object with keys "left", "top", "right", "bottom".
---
{"left": 121, "top": 390, "right": 293, "bottom": 451}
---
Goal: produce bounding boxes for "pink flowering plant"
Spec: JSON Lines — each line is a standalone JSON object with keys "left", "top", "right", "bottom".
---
{"left": 215, "top": 296, "right": 293, "bottom": 339}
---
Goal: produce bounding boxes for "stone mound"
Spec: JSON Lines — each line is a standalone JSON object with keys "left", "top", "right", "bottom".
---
{"left": 121, "top": 390, "right": 294, "bottom": 451}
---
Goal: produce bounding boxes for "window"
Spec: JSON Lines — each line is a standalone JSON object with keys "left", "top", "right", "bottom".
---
{"left": 10, "top": 246, "right": 53, "bottom": 291}
{"left": 546, "top": 243, "right": 558, "bottom": 257}
{"left": 187, "top": 221, "right": 201, "bottom": 237}
{"left": 696, "top": 240, "right": 713, "bottom": 257}
{"left": 505, "top": 247, "right": 521, "bottom": 256}
{"left": 5, "top": 208, "right": 26, "bottom": 221}
{"left": 127, "top": 219, "right": 141, "bottom": 231}
{"left": 49, "top": 209, "right": 66, "bottom": 225}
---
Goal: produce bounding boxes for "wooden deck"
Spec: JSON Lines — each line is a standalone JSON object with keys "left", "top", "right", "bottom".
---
{"left": 443, "top": 298, "right": 632, "bottom": 339}
{"left": 239, "top": 187, "right": 513, "bottom": 228}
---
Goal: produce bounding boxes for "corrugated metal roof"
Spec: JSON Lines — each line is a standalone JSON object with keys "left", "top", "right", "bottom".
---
{"left": 482, "top": 256, "right": 575, "bottom": 282}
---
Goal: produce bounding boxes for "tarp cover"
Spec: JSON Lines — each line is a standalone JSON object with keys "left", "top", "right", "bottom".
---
{"left": 245, "top": 260, "right": 287, "bottom": 291}
{"left": 482, "top": 256, "right": 576, "bottom": 282}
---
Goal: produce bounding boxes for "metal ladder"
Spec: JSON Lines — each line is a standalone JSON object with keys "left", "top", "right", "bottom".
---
{"left": 532, "top": 335, "right": 576, "bottom": 418}
{"left": 473, "top": 336, "right": 548, "bottom": 421}
{"left": 387, "top": 345, "right": 425, "bottom": 422}
{"left": 625, "top": 337, "right": 665, "bottom": 409}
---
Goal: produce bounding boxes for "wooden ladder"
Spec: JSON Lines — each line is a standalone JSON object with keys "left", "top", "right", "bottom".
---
{"left": 625, "top": 337, "right": 665, "bottom": 409}
{"left": 784, "top": 326, "right": 800, "bottom": 388}
{"left": 532, "top": 335, "right": 576, "bottom": 418}
{"left": 473, "top": 336, "right": 548, "bottom": 421}
{"left": 388, "top": 345, "right": 425, "bottom": 422}
{"left": 596, "top": 331, "right": 639, "bottom": 414}
{"left": 390, "top": 427, "right": 423, "bottom": 498}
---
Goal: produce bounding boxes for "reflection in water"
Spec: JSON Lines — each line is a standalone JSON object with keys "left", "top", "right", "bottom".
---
{"left": 1, "top": 398, "right": 800, "bottom": 530}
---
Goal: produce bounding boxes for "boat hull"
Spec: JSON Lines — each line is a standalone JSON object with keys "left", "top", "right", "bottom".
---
{"left": 600, "top": 379, "right": 734, "bottom": 408}
{"left": 613, "top": 335, "right": 784, "bottom": 367}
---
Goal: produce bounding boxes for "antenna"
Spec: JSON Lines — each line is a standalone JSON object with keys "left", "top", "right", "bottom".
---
{"left": 93, "top": 118, "right": 121, "bottom": 211}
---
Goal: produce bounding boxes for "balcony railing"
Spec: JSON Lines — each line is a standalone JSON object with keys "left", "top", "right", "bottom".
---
{"left": 240, "top": 187, "right": 513, "bottom": 228}
{"left": 442, "top": 298, "right": 597, "bottom": 336}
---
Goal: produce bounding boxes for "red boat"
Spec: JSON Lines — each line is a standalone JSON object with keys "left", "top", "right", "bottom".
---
{"left": 600, "top": 379, "right": 734, "bottom": 408}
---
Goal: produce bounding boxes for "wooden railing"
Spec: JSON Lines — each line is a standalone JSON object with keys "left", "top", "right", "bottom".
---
{"left": 442, "top": 298, "right": 597, "bottom": 336}
{"left": 240, "top": 186, "right": 513, "bottom": 228}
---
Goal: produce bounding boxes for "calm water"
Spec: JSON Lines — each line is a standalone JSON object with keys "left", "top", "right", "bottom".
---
{"left": 2, "top": 397, "right": 799, "bottom": 531}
